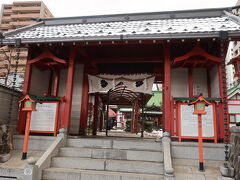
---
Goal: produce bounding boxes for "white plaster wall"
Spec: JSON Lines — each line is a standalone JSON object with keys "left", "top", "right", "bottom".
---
{"left": 69, "top": 64, "right": 84, "bottom": 134}
{"left": 57, "top": 65, "right": 84, "bottom": 134}
{"left": 229, "top": 105, "right": 240, "bottom": 114}
{"left": 192, "top": 68, "right": 208, "bottom": 97}
{"left": 228, "top": 99, "right": 240, "bottom": 104}
{"left": 171, "top": 68, "right": 188, "bottom": 97}
{"left": 58, "top": 69, "right": 67, "bottom": 97}
{"left": 210, "top": 65, "right": 220, "bottom": 97}
{"left": 226, "top": 42, "right": 234, "bottom": 88}
{"left": 29, "top": 66, "right": 50, "bottom": 96}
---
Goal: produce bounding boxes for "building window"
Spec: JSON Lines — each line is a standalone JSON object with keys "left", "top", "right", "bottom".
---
{"left": 229, "top": 114, "right": 236, "bottom": 123}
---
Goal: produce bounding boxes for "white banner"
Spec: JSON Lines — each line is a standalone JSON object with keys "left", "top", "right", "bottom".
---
{"left": 88, "top": 74, "right": 155, "bottom": 95}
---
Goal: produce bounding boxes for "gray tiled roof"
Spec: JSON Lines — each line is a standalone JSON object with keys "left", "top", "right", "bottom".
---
{"left": 2, "top": 8, "right": 240, "bottom": 44}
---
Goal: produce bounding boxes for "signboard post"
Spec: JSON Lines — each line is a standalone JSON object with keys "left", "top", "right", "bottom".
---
{"left": 189, "top": 95, "right": 211, "bottom": 171}
{"left": 19, "top": 95, "right": 38, "bottom": 160}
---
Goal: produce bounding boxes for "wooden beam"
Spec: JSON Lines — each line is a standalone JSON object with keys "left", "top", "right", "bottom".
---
{"left": 174, "top": 44, "right": 221, "bottom": 63}
{"left": 27, "top": 48, "right": 67, "bottom": 65}
{"left": 92, "top": 57, "right": 162, "bottom": 63}
{"left": 78, "top": 48, "right": 89, "bottom": 59}
{"left": 62, "top": 47, "right": 76, "bottom": 129}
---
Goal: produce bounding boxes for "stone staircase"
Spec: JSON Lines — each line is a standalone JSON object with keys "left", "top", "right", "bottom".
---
{"left": 42, "top": 137, "right": 164, "bottom": 180}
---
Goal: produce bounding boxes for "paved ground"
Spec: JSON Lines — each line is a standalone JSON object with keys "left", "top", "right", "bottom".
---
{"left": 0, "top": 150, "right": 43, "bottom": 169}
{"left": 173, "top": 159, "right": 233, "bottom": 180}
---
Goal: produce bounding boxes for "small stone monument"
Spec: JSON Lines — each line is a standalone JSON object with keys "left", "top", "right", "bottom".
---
{"left": 0, "top": 124, "right": 11, "bottom": 163}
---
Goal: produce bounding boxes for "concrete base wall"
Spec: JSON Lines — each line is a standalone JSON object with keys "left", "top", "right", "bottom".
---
{"left": 0, "top": 85, "right": 21, "bottom": 133}
{"left": 171, "top": 141, "right": 225, "bottom": 161}
{"left": 13, "top": 135, "right": 56, "bottom": 151}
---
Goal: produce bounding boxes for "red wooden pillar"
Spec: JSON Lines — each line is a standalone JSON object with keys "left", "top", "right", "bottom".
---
{"left": 21, "top": 111, "right": 32, "bottom": 159}
{"left": 62, "top": 48, "right": 76, "bottom": 129}
{"left": 18, "top": 50, "right": 32, "bottom": 133}
{"left": 163, "top": 44, "right": 172, "bottom": 133}
{"left": 188, "top": 68, "right": 193, "bottom": 97}
{"left": 79, "top": 67, "right": 89, "bottom": 136}
{"left": 162, "top": 78, "right": 165, "bottom": 130}
{"left": 92, "top": 93, "right": 99, "bottom": 135}
{"left": 22, "top": 63, "right": 32, "bottom": 95}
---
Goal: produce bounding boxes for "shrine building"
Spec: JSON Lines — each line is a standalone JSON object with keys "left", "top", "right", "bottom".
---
{"left": 2, "top": 7, "right": 240, "bottom": 141}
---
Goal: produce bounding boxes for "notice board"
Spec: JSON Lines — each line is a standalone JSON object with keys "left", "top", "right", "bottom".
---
{"left": 179, "top": 103, "right": 216, "bottom": 140}
{"left": 30, "top": 102, "right": 58, "bottom": 134}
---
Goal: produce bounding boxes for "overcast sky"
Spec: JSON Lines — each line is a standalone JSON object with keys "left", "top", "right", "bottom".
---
{"left": 0, "top": 0, "right": 239, "bottom": 17}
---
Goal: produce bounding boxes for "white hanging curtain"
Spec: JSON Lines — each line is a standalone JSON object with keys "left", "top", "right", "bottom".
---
{"left": 88, "top": 74, "right": 155, "bottom": 95}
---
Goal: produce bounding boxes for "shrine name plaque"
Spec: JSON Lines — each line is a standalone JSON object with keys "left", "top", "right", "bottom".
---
{"left": 180, "top": 104, "right": 214, "bottom": 137}
{"left": 30, "top": 102, "right": 57, "bottom": 132}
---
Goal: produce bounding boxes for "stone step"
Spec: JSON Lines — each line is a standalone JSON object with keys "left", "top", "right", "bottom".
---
{"left": 59, "top": 146, "right": 163, "bottom": 162}
{"left": 42, "top": 167, "right": 164, "bottom": 180}
{"left": 67, "top": 138, "right": 162, "bottom": 151}
{"left": 51, "top": 157, "right": 164, "bottom": 175}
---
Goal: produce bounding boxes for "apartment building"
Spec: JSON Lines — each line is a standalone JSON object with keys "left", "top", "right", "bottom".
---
{"left": 226, "top": 0, "right": 240, "bottom": 88}
{"left": 0, "top": 1, "right": 53, "bottom": 32}
{"left": 0, "top": 1, "right": 53, "bottom": 84}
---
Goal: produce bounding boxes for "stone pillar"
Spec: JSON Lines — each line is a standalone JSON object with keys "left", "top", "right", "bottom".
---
{"left": 220, "top": 126, "right": 240, "bottom": 178}
{"left": 23, "top": 157, "right": 38, "bottom": 180}
{"left": 229, "top": 126, "right": 240, "bottom": 179}
{"left": 162, "top": 132, "right": 174, "bottom": 180}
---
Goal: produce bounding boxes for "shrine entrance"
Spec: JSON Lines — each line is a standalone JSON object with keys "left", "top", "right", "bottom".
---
{"left": 87, "top": 74, "right": 159, "bottom": 138}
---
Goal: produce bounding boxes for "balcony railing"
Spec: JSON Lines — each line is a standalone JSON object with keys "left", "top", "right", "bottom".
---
{"left": 1, "top": 17, "right": 11, "bottom": 22}
{"left": 11, "top": 13, "right": 40, "bottom": 19}
{"left": 10, "top": 21, "right": 36, "bottom": 26}
{"left": 12, "top": 6, "right": 41, "bottom": 13}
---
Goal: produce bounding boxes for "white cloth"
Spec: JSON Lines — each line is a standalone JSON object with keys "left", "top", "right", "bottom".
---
{"left": 88, "top": 74, "right": 155, "bottom": 95}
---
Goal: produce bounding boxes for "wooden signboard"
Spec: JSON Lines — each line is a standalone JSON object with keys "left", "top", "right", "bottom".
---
{"left": 30, "top": 102, "right": 59, "bottom": 136}
{"left": 177, "top": 103, "right": 217, "bottom": 142}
